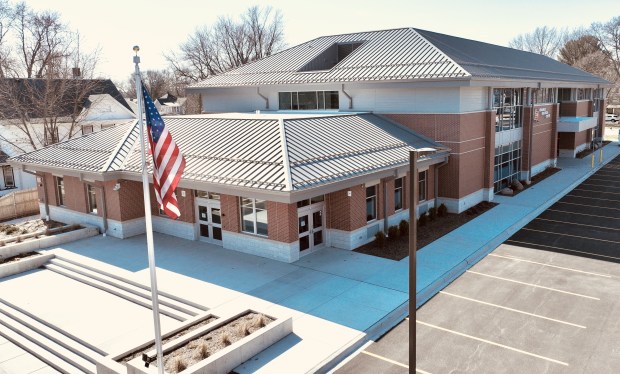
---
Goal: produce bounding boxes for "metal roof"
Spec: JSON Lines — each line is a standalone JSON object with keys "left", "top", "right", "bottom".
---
{"left": 189, "top": 27, "right": 609, "bottom": 88}
{"left": 190, "top": 28, "right": 470, "bottom": 87}
{"left": 10, "top": 113, "right": 448, "bottom": 193}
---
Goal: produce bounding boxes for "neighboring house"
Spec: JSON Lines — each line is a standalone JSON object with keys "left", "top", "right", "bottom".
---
{"left": 0, "top": 79, "right": 135, "bottom": 196}
{"left": 155, "top": 93, "right": 186, "bottom": 115}
{"left": 188, "top": 27, "right": 612, "bottom": 213}
{"left": 7, "top": 27, "right": 613, "bottom": 263}
{"left": 10, "top": 113, "right": 449, "bottom": 262}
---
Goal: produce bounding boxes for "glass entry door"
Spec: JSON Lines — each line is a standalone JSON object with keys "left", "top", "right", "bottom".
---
{"left": 298, "top": 205, "right": 324, "bottom": 252}
{"left": 196, "top": 199, "right": 222, "bottom": 244}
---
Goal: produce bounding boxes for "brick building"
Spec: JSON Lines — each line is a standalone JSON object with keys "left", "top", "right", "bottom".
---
{"left": 8, "top": 27, "right": 612, "bottom": 262}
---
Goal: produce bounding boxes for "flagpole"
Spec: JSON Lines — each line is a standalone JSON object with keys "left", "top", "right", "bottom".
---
{"left": 133, "top": 46, "right": 165, "bottom": 374}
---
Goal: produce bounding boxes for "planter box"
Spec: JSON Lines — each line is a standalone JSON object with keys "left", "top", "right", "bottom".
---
{"left": 96, "top": 313, "right": 217, "bottom": 374}
{"left": 0, "top": 226, "right": 99, "bottom": 261}
{"left": 122, "top": 309, "right": 292, "bottom": 374}
{"left": 0, "top": 253, "right": 54, "bottom": 279}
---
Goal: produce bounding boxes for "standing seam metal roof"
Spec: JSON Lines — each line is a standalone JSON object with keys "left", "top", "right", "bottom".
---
{"left": 10, "top": 114, "right": 447, "bottom": 192}
{"left": 189, "top": 27, "right": 609, "bottom": 87}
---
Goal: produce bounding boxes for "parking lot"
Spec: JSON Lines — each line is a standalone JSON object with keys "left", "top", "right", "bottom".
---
{"left": 337, "top": 155, "right": 620, "bottom": 373}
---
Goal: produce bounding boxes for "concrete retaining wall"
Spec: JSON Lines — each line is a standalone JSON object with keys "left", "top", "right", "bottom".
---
{"left": 0, "top": 253, "right": 54, "bottom": 279}
{"left": 0, "top": 226, "right": 99, "bottom": 260}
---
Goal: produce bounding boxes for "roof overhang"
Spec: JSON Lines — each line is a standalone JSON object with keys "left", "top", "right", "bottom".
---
{"left": 557, "top": 116, "right": 598, "bottom": 133}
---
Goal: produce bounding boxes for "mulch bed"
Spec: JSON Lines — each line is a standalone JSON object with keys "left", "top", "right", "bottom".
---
{"left": 510, "top": 167, "right": 561, "bottom": 196}
{"left": 576, "top": 141, "right": 611, "bottom": 159}
{"left": 354, "top": 202, "right": 498, "bottom": 261}
{"left": 0, "top": 251, "right": 39, "bottom": 265}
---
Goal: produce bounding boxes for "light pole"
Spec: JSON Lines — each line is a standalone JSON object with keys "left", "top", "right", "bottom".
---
{"left": 409, "top": 148, "right": 435, "bottom": 371}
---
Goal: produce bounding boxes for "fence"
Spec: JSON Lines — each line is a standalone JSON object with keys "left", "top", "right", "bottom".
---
{"left": 0, "top": 188, "right": 39, "bottom": 222}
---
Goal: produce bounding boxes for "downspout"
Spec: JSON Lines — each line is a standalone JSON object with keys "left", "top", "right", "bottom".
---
{"left": 383, "top": 178, "right": 388, "bottom": 235}
{"left": 527, "top": 86, "right": 536, "bottom": 183}
{"left": 23, "top": 169, "right": 49, "bottom": 221}
{"left": 341, "top": 84, "right": 353, "bottom": 110}
{"left": 434, "top": 158, "right": 448, "bottom": 209}
{"left": 256, "top": 87, "right": 269, "bottom": 110}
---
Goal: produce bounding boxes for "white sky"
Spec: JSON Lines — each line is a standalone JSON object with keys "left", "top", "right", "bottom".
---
{"left": 22, "top": 0, "right": 620, "bottom": 84}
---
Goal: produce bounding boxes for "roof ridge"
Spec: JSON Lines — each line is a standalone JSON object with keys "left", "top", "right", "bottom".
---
{"left": 410, "top": 28, "right": 471, "bottom": 78}
{"left": 100, "top": 120, "right": 140, "bottom": 172}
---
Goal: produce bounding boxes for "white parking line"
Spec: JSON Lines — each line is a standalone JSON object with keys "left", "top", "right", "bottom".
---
{"left": 466, "top": 270, "right": 600, "bottom": 300}
{"left": 534, "top": 217, "right": 620, "bottom": 231}
{"left": 575, "top": 188, "right": 620, "bottom": 195}
{"left": 586, "top": 177, "right": 620, "bottom": 184}
{"left": 416, "top": 320, "right": 569, "bottom": 366}
{"left": 439, "top": 291, "right": 586, "bottom": 328}
{"left": 566, "top": 194, "right": 620, "bottom": 203}
{"left": 555, "top": 201, "right": 620, "bottom": 211}
{"left": 581, "top": 182, "right": 620, "bottom": 190}
{"left": 360, "top": 351, "right": 410, "bottom": 369}
{"left": 546, "top": 209, "right": 620, "bottom": 220}
{"left": 506, "top": 239, "right": 620, "bottom": 261}
{"left": 488, "top": 253, "right": 612, "bottom": 278}
{"left": 522, "top": 228, "right": 618, "bottom": 244}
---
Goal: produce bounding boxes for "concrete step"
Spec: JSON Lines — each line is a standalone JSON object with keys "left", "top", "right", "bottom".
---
{"left": 0, "top": 298, "right": 105, "bottom": 361}
{"left": 52, "top": 255, "right": 207, "bottom": 313}
{"left": 0, "top": 310, "right": 96, "bottom": 374}
{"left": 44, "top": 263, "right": 189, "bottom": 322}
{"left": 48, "top": 257, "right": 204, "bottom": 317}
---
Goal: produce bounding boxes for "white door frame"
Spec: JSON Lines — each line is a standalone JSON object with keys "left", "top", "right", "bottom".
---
{"left": 195, "top": 197, "right": 222, "bottom": 245}
{"left": 297, "top": 202, "right": 325, "bottom": 255}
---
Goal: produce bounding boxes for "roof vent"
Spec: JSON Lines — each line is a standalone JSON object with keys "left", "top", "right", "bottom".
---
{"left": 298, "top": 41, "right": 365, "bottom": 72}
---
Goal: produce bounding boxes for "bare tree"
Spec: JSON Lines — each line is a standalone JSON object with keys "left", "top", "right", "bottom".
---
{"left": 0, "top": 0, "right": 15, "bottom": 77}
{"left": 558, "top": 33, "right": 602, "bottom": 65}
{"left": 509, "top": 26, "right": 565, "bottom": 58}
{"left": 165, "top": 5, "right": 285, "bottom": 83}
{"left": 590, "top": 16, "right": 620, "bottom": 100}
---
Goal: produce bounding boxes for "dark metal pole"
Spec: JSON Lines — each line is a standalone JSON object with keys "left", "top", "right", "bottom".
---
{"left": 409, "top": 150, "right": 419, "bottom": 371}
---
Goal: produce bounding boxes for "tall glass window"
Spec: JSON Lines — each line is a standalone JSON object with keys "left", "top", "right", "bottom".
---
{"left": 2, "top": 166, "right": 14, "bottom": 188}
{"left": 419, "top": 171, "right": 427, "bottom": 202}
{"left": 535, "top": 88, "right": 556, "bottom": 104}
{"left": 494, "top": 140, "right": 522, "bottom": 192}
{"left": 493, "top": 88, "right": 524, "bottom": 132}
{"left": 87, "top": 185, "right": 98, "bottom": 214}
{"left": 394, "top": 178, "right": 403, "bottom": 211}
{"left": 558, "top": 88, "right": 572, "bottom": 102}
{"left": 240, "top": 197, "right": 268, "bottom": 236}
{"left": 55, "top": 177, "right": 65, "bottom": 206}
{"left": 366, "top": 185, "right": 377, "bottom": 222}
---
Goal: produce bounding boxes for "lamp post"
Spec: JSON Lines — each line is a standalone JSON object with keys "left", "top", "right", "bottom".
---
{"left": 409, "top": 148, "right": 435, "bottom": 371}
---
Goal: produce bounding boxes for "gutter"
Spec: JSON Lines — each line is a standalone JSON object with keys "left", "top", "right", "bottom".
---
{"left": 433, "top": 159, "right": 448, "bottom": 209}
{"left": 256, "top": 87, "right": 269, "bottom": 109}
{"left": 341, "top": 84, "right": 353, "bottom": 109}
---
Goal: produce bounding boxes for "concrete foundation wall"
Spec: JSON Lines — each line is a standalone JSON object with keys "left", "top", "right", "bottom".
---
{"left": 223, "top": 230, "right": 298, "bottom": 263}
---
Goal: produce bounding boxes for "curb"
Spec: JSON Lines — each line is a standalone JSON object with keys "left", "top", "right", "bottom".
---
{"left": 416, "top": 145, "right": 620, "bottom": 308}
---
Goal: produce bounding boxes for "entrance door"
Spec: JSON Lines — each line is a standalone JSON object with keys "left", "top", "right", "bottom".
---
{"left": 298, "top": 205, "right": 324, "bottom": 252}
{"left": 197, "top": 200, "right": 222, "bottom": 244}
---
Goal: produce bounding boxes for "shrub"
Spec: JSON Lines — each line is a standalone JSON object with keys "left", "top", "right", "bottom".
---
{"left": 253, "top": 314, "right": 267, "bottom": 329}
{"left": 195, "top": 341, "right": 209, "bottom": 359}
{"left": 418, "top": 213, "right": 428, "bottom": 227}
{"left": 238, "top": 322, "right": 250, "bottom": 336}
{"left": 220, "top": 333, "right": 231, "bottom": 346}
{"left": 171, "top": 357, "right": 187, "bottom": 373}
{"left": 374, "top": 231, "right": 386, "bottom": 247}
{"left": 438, "top": 203, "right": 448, "bottom": 217}
{"left": 387, "top": 225, "right": 399, "bottom": 238}
{"left": 5, "top": 226, "right": 18, "bottom": 235}
{"left": 428, "top": 207, "right": 437, "bottom": 221}
{"left": 399, "top": 220, "right": 409, "bottom": 236}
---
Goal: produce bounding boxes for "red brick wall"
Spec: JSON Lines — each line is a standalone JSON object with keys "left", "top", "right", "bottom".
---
{"left": 267, "top": 201, "right": 297, "bottom": 243}
{"left": 116, "top": 180, "right": 146, "bottom": 221}
{"left": 148, "top": 184, "right": 194, "bottom": 223}
{"left": 221, "top": 194, "right": 240, "bottom": 233}
{"left": 384, "top": 112, "right": 488, "bottom": 199}
{"left": 560, "top": 101, "right": 591, "bottom": 117}
{"left": 551, "top": 104, "right": 559, "bottom": 159}
{"left": 558, "top": 132, "right": 576, "bottom": 149}
{"left": 575, "top": 129, "right": 588, "bottom": 147}
{"left": 483, "top": 111, "right": 495, "bottom": 189}
{"left": 326, "top": 184, "right": 365, "bottom": 231}
{"left": 598, "top": 99, "right": 606, "bottom": 138}
{"left": 530, "top": 104, "right": 556, "bottom": 167}
{"left": 64, "top": 176, "right": 87, "bottom": 213}
{"left": 384, "top": 177, "right": 395, "bottom": 217}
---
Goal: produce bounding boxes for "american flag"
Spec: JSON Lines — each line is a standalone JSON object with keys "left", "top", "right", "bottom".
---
{"left": 142, "top": 84, "right": 186, "bottom": 219}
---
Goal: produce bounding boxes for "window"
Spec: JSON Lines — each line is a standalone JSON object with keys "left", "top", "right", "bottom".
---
{"left": 56, "top": 177, "right": 65, "bottom": 206}
{"left": 494, "top": 140, "right": 522, "bottom": 192}
{"left": 2, "top": 166, "right": 15, "bottom": 188}
{"left": 278, "top": 91, "right": 339, "bottom": 110}
{"left": 240, "top": 197, "right": 268, "bottom": 236}
{"left": 394, "top": 178, "right": 403, "bottom": 211}
{"left": 576, "top": 88, "right": 591, "bottom": 101}
{"left": 195, "top": 190, "right": 220, "bottom": 200}
{"left": 82, "top": 125, "right": 94, "bottom": 135}
{"left": 593, "top": 88, "right": 603, "bottom": 113}
{"left": 366, "top": 185, "right": 377, "bottom": 222}
{"left": 296, "top": 195, "right": 324, "bottom": 208}
{"left": 87, "top": 185, "right": 98, "bottom": 214}
{"left": 535, "top": 88, "right": 556, "bottom": 104}
{"left": 493, "top": 88, "right": 524, "bottom": 132}
{"left": 558, "top": 88, "right": 572, "bottom": 102}
{"left": 419, "top": 171, "right": 427, "bottom": 202}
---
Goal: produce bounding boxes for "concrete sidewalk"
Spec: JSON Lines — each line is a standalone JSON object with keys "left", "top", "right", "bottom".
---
{"left": 412, "top": 141, "right": 620, "bottom": 307}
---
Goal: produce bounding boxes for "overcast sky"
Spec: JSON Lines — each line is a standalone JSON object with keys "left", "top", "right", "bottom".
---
{"left": 22, "top": 0, "right": 620, "bottom": 84}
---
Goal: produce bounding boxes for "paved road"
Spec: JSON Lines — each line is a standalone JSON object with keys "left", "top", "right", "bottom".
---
{"left": 336, "top": 155, "right": 620, "bottom": 374}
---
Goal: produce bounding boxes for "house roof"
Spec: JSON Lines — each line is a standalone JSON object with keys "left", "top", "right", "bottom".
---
{"left": 0, "top": 78, "right": 132, "bottom": 119}
{"left": 9, "top": 113, "right": 448, "bottom": 193}
{"left": 189, "top": 27, "right": 609, "bottom": 88}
